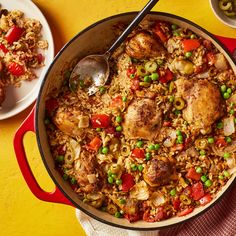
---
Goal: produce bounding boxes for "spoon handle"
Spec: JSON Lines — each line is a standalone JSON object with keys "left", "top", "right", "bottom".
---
{"left": 106, "top": 0, "right": 159, "bottom": 55}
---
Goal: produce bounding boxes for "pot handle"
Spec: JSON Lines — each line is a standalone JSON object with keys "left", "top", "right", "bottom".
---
{"left": 13, "top": 107, "right": 74, "bottom": 206}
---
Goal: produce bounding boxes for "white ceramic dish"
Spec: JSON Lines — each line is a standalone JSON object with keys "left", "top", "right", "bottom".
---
{"left": 0, "top": 0, "right": 54, "bottom": 120}
{"left": 209, "top": 0, "right": 236, "bottom": 28}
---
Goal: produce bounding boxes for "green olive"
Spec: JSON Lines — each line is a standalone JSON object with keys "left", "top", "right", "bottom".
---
{"left": 219, "top": 0, "right": 232, "bottom": 11}
{"left": 195, "top": 138, "right": 208, "bottom": 150}
{"left": 144, "top": 61, "right": 158, "bottom": 73}
{"left": 173, "top": 97, "right": 185, "bottom": 110}
{"left": 136, "top": 65, "right": 147, "bottom": 77}
{"left": 180, "top": 194, "right": 191, "bottom": 205}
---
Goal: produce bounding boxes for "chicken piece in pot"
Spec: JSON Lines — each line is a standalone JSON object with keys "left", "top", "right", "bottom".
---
{"left": 53, "top": 106, "right": 89, "bottom": 137}
{"left": 76, "top": 150, "right": 100, "bottom": 193}
{"left": 125, "top": 31, "right": 166, "bottom": 59}
{"left": 122, "top": 98, "right": 162, "bottom": 140}
{"left": 175, "top": 78, "right": 224, "bottom": 133}
{"left": 143, "top": 156, "right": 176, "bottom": 187}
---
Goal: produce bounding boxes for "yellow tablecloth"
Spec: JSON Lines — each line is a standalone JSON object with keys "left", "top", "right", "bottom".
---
{"left": 0, "top": 0, "right": 235, "bottom": 235}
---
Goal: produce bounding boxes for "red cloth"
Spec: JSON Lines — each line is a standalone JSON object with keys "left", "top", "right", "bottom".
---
{"left": 160, "top": 185, "right": 236, "bottom": 236}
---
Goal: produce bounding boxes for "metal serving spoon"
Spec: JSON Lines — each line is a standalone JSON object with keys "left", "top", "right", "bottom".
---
{"left": 69, "top": 0, "right": 159, "bottom": 95}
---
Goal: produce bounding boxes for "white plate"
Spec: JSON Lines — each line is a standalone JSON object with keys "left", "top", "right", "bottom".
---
{"left": 0, "top": 0, "right": 54, "bottom": 120}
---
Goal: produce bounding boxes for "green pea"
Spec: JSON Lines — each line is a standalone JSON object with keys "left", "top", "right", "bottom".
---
{"left": 185, "top": 52, "right": 192, "bottom": 58}
{"left": 151, "top": 72, "right": 159, "bottom": 81}
{"left": 145, "top": 152, "right": 151, "bottom": 160}
{"left": 99, "top": 86, "right": 106, "bottom": 94}
{"left": 177, "top": 135, "right": 183, "bottom": 142}
{"left": 225, "top": 137, "right": 232, "bottom": 143}
{"left": 116, "top": 126, "right": 123, "bottom": 132}
{"left": 122, "top": 96, "right": 127, "bottom": 102}
{"left": 217, "top": 122, "right": 223, "bottom": 129}
{"left": 111, "top": 173, "right": 117, "bottom": 179}
{"left": 115, "top": 212, "right": 121, "bottom": 218}
{"left": 102, "top": 147, "right": 109, "bottom": 154}
{"left": 176, "top": 130, "right": 182, "bottom": 136}
{"left": 171, "top": 24, "right": 178, "bottom": 30}
{"left": 144, "top": 75, "right": 151, "bottom": 83}
{"left": 219, "top": 175, "right": 224, "bottom": 180}
{"left": 108, "top": 176, "right": 114, "bottom": 184}
{"left": 70, "top": 177, "right": 77, "bottom": 185}
{"left": 220, "top": 84, "right": 227, "bottom": 93}
{"left": 116, "top": 179, "right": 122, "bottom": 185}
{"left": 204, "top": 179, "right": 212, "bottom": 187}
{"left": 131, "top": 164, "right": 137, "bottom": 171}
{"left": 63, "top": 173, "right": 69, "bottom": 181}
{"left": 223, "top": 170, "right": 230, "bottom": 178}
{"left": 148, "top": 144, "right": 155, "bottom": 150}
{"left": 116, "top": 116, "right": 122, "bottom": 123}
{"left": 201, "top": 175, "right": 207, "bottom": 182}
{"left": 229, "top": 109, "right": 235, "bottom": 115}
{"left": 136, "top": 140, "right": 144, "bottom": 148}
{"left": 173, "top": 31, "right": 180, "bottom": 37}
{"left": 138, "top": 165, "right": 144, "bottom": 171}
{"left": 56, "top": 155, "right": 64, "bottom": 163}
{"left": 154, "top": 144, "right": 161, "bottom": 150}
{"left": 227, "top": 88, "right": 232, "bottom": 94}
{"left": 170, "top": 188, "right": 176, "bottom": 196}
{"left": 190, "top": 34, "right": 196, "bottom": 39}
{"left": 96, "top": 128, "right": 102, "bottom": 132}
{"left": 200, "top": 150, "right": 206, "bottom": 156}
{"left": 223, "top": 152, "right": 231, "bottom": 159}
{"left": 196, "top": 167, "right": 202, "bottom": 174}
{"left": 208, "top": 137, "right": 214, "bottom": 144}
{"left": 119, "top": 198, "right": 126, "bottom": 204}
{"left": 169, "top": 95, "right": 174, "bottom": 103}
{"left": 223, "top": 92, "right": 230, "bottom": 99}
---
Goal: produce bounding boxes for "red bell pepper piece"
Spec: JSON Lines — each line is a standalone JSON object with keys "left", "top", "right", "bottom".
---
{"left": 186, "top": 167, "right": 201, "bottom": 181}
{"left": 87, "top": 136, "right": 102, "bottom": 152}
{"left": 159, "top": 69, "right": 174, "bottom": 84}
{"left": 163, "top": 121, "right": 171, "bottom": 127}
{"left": 0, "top": 43, "right": 8, "bottom": 54}
{"left": 8, "top": 62, "right": 25, "bottom": 76}
{"left": 173, "top": 198, "right": 181, "bottom": 210}
{"left": 131, "top": 148, "right": 145, "bottom": 159}
{"left": 5, "top": 26, "right": 23, "bottom": 44}
{"left": 199, "top": 194, "right": 212, "bottom": 206}
{"left": 216, "top": 137, "right": 227, "bottom": 148}
{"left": 153, "top": 23, "right": 168, "bottom": 42}
{"left": 177, "top": 207, "right": 193, "bottom": 217}
{"left": 182, "top": 39, "right": 201, "bottom": 52}
{"left": 126, "top": 66, "right": 137, "bottom": 78}
{"left": 91, "top": 114, "right": 110, "bottom": 128}
{"left": 121, "top": 173, "right": 135, "bottom": 192}
{"left": 110, "top": 95, "right": 123, "bottom": 108}
{"left": 191, "top": 182, "right": 205, "bottom": 201}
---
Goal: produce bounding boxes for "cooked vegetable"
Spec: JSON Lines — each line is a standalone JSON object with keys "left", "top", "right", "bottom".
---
{"left": 173, "top": 97, "right": 185, "bottom": 110}
{"left": 91, "top": 114, "right": 110, "bottom": 128}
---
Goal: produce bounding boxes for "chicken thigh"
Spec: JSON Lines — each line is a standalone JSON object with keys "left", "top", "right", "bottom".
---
{"left": 175, "top": 78, "right": 224, "bottom": 133}
{"left": 125, "top": 31, "right": 166, "bottom": 59}
{"left": 122, "top": 98, "right": 162, "bottom": 140}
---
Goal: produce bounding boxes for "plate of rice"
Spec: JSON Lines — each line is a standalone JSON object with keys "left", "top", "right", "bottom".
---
{"left": 0, "top": 0, "right": 54, "bottom": 120}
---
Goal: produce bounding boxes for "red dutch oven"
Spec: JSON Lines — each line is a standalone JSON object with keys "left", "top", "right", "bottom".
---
{"left": 14, "top": 12, "right": 236, "bottom": 230}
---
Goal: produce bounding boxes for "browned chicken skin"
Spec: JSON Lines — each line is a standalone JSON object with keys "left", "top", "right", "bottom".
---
{"left": 53, "top": 106, "right": 89, "bottom": 137}
{"left": 175, "top": 78, "right": 224, "bottom": 133}
{"left": 125, "top": 31, "right": 166, "bottom": 59}
{"left": 143, "top": 156, "right": 176, "bottom": 187}
{"left": 76, "top": 150, "right": 100, "bottom": 193}
{"left": 122, "top": 98, "right": 162, "bottom": 140}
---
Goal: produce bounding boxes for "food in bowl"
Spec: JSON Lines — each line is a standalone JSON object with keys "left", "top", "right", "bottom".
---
{"left": 0, "top": 6, "right": 48, "bottom": 106}
{"left": 218, "top": 0, "right": 236, "bottom": 17}
{"left": 45, "top": 19, "right": 236, "bottom": 222}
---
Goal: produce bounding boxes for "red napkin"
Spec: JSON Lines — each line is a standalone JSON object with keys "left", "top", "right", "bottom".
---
{"left": 160, "top": 185, "right": 236, "bottom": 236}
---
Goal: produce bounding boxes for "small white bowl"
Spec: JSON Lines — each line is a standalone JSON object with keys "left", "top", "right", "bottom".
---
{"left": 209, "top": 0, "right": 236, "bottom": 28}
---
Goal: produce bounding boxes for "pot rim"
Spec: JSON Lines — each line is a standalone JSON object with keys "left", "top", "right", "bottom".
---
{"left": 35, "top": 11, "right": 236, "bottom": 231}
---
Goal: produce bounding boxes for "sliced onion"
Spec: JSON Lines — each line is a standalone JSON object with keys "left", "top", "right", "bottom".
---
{"left": 196, "top": 71, "right": 210, "bottom": 79}
{"left": 223, "top": 116, "right": 235, "bottom": 136}
{"left": 163, "top": 129, "right": 176, "bottom": 147}
{"left": 214, "top": 53, "right": 228, "bottom": 70}
{"left": 87, "top": 174, "right": 97, "bottom": 184}
{"left": 226, "top": 157, "right": 236, "bottom": 169}
{"left": 150, "top": 191, "right": 166, "bottom": 207}
{"left": 130, "top": 181, "right": 149, "bottom": 200}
